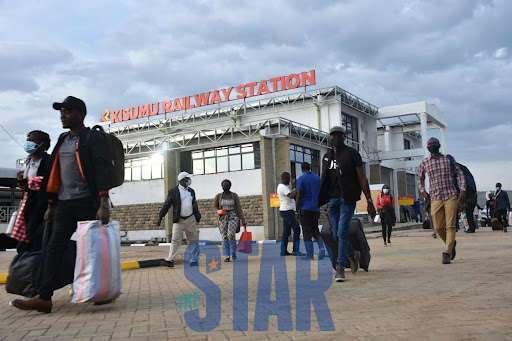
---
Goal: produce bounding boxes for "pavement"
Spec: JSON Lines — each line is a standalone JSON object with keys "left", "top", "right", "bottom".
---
{"left": 0, "top": 225, "right": 511, "bottom": 340}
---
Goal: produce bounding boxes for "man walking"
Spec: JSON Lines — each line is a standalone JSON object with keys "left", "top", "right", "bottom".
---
{"left": 318, "top": 126, "right": 376, "bottom": 282}
{"left": 295, "top": 162, "right": 325, "bottom": 260}
{"left": 12, "top": 96, "right": 111, "bottom": 313}
{"left": 277, "top": 172, "right": 303, "bottom": 256}
{"left": 417, "top": 137, "right": 466, "bottom": 264}
{"left": 157, "top": 171, "right": 201, "bottom": 267}
{"left": 414, "top": 199, "right": 422, "bottom": 223}
{"left": 493, "top": 182, "right": 510, "bottom": 232}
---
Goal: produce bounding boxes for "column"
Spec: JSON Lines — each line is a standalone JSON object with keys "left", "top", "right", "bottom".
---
{"left": 440, "top": 127, "right": 447, "bottom": 154}
{"left": 420, "top": 112, "right": 428, "bottom": 157}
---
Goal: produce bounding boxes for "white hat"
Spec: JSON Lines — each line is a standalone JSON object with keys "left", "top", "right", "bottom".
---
{"left": 178, "top": 171, "right": 192, "bottom": 181}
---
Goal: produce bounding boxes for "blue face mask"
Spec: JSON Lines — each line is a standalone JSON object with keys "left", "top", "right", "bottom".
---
{"left": 496, "top": 187, "right": 501, "bottom": 192}
{"left": 383, "top": 189, "right": 389, "bottom": 194}
{"left": 24, "top": 141, "right": 39, "bottom": 155}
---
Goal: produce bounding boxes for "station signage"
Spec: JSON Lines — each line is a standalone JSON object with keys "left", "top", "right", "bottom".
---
{"left": 100, "top": 70, "right": 316, "bottom": 123}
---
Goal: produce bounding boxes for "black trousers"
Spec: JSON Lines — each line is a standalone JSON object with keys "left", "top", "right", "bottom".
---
{"left": 381, "top": 220, "right": 392, "bottom": 241}
{"left": 39, "top": 197, "right": 97, "bottom": 300}
{"left": 495, "top": 209, "right": 508, "bottom": 229}
{"left": 465, "top": 200, "right": 477, "bottom": 232}
{"left": 300, "top": 210, "right": 323, "bottom": 256}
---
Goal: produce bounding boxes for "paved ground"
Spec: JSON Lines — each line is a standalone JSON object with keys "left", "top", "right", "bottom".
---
{"left": 0, "top": 226, "right": 511, "bottom": 341}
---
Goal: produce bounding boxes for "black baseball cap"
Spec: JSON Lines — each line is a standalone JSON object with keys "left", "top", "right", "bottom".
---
{"left": 53, "top": 96, "right": 87, "bottom": 115}
{"left": 329, "top": 126, "right": 345, "bottom": 134}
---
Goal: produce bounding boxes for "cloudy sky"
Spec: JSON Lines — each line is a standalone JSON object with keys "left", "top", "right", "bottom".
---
{"left": 0, "top": 0, "right": 510, "bottom": 190}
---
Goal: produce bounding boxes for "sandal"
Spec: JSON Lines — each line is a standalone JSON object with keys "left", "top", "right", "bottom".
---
{"left": 224, "top": 257, "right": 230, "bottom": 262}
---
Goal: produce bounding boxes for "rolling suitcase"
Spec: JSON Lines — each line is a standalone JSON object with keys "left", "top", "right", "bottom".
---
{"left": 491, "top": 217, "right": 502, "bottom": 231}
{"left": 320, "top": 215, "right": 371, "bottom": 272}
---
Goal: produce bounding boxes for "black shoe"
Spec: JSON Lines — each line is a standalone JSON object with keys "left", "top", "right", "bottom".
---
{"left": 292, "top": 251, "right": 305, "bottom": 256}
{"left": 348, "top": 251, "right": 360, "bottom": 274}
{"left": 442, "top": 252, "right": 451, "bottom": 264}
{"left": 224, "top": 257, "right": 230, "bottom": 262}
{"left": 318, "top": 249, "right": 326, "bottom": 260}
{"left": 161, "top": 260, "right": 174, "bottom": 267}
{"left": 189, "top": 261, "right": 199, "bottom": 266}
{"left": 280, "top": 251, "right": 292, "bottom": 256}
{"left": 465, "top": 229, "right": 475, "bottom": 233}
{"left": 451, "top": 240, "right": 456, "bottom": 260}
{"left": 335, "top": 265, "right": 345, "bottom": 282}
{"left": 232, "top": 254, "right": 237, "bottom": 261}
{"left": 504, "top": 228, "right": 508, "bottom": 233}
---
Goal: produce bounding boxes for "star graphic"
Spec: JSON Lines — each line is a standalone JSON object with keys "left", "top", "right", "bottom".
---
{"left": 208, "top": 258, "right": 219, "bottom": 271}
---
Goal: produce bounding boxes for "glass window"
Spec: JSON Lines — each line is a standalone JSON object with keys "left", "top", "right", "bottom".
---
{"left": 217, "top": 156, "right": 229, "bottom": 173}
{"left": 193, "top": 159, "right": 204, "bottom": 175}
{"left": 192, "top": 151, "right": 203, "bottom": 159}
{"left": 125, "top": 168, "right": 131, "bottom": 181}
{"left": 242, "top": 153, "right": 254, "bottom": 170}
{"left": 241, "top": 144, "right": 253, "bottom": 153}
{"left": 217, "top": 147, "right": 228, "bottom": 156}
{"left": 229, "top": 146, "right": 240, "bottom": 154}
{"left": 204, "top": 150, "right": 215, "bottom": 158}
{"left": 205, "top": 158, "right": 216, "bottom": 174}
{"left": 142, "top": 162, "right": 151, "bottom": 180}
{"left": 230, "top": 155, "right": 241, "bottom": 171}
{"left": 132, "top": 166, "right": 141, "bottom": 181}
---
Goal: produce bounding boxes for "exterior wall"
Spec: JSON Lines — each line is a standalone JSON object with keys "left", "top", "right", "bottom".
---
{"left": 110, "top": 195, "right": 264, "bottom": 232}
{"left": 369, "top": 164, "right": 381, "bottom": 184}
{"left": 110, "top": 179, "right": 165, "bottom": 205}
{"left": 190, "top": 169, "right": 262, "bottom": 200}
{"left": 397, "top": 171, "right": 407, "bottom": 196}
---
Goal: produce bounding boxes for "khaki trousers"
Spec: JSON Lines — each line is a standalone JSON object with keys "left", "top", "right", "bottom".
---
{"left": 166, "top": 215, "right": 199, "bottom": 263}
{"left": 431, "top": 195, "right": 458, "bottom": 254}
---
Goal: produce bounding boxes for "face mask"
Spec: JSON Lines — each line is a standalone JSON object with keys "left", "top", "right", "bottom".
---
{"left": 427, "top": 144, "right": 440, "bottom": 153}
{"left": 330, "top": 134, "right": 344, "bottom": 148}
{"left": 24, "top": 141, "right": 39, "bottom": 155}
{"left": 496, "top": 187, "right": 501, "bottom": 192}
{"left": 186, "top": 179, "right": 192, "bottom": 186}
{"left": 383, "top": 189, "right": 389, "bottom": 194}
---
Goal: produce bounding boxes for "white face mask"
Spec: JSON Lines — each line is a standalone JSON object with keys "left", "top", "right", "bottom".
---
{"left": 186, "top": 179, "right": 192, "bottom": 186}
{"left": 383, "top": 189, "right": 389, "bottom": 194}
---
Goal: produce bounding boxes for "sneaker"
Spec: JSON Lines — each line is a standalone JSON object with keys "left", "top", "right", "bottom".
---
{"left": 335, "top": 265, "right": 345, "bottom": 282}
{"left": 387, "top": 238, "right": 391, "bottom": 245}
{"left": 384, "top": 242, "right": 387, "bottom": 247}
{"left": 442, "top": 252, "right": 451, "bottom": 264}
{"left": 161, "top": 260, "right": 174, "bottom": 267}
{"left": 450, "top": 240, "right": 457, "bottom": 260}
{"left": 348, "top": 251, "right": 360, "bottom": 274}
{"left": 318, "top": 249, "right": 326, "bottom": 260}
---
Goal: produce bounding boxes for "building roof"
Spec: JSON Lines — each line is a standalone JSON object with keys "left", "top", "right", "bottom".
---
{"left": 0, "top": 167, "right": 18, "bottom": 179}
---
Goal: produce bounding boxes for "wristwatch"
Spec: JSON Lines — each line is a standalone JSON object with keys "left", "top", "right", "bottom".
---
{"left": 101, "top": 202, "right": 110, "bottom": 209}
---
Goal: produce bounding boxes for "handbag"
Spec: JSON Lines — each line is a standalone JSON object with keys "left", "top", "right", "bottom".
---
{"left": 73, "top": 220, "right": 122, "bottom": 303}
{"left": 236, "top": 225, "right": 252, "bottom": 253}
{"left": 217, "top": 209, "right": 227, "bottom": 215}
{"left": 5, "top": 222, "right": 76, "bottom": 297}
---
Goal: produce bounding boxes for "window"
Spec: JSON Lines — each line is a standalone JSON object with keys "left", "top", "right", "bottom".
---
{"left": 191, "top": 142, "right": 260, "bottom": 175}
{"left": 341, "top": 112, "right": 359, "bottom": 150}
{"left": 289, "top": 144, "right": 320, "bottom": 188}
{"left": 124, "top": 155, "right": 164, "bottom": 181}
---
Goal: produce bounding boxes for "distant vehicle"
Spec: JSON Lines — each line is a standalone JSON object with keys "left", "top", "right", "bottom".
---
{"left": 479, "top": 208, "right": 491, "bottom": 227}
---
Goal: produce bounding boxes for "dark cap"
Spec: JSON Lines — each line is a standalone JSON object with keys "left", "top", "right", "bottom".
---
{"left": 329, "top": 126, "right": 345, "bottom": 134}
{"left": 53, "top": 96, "right": 87, "bottom": 115}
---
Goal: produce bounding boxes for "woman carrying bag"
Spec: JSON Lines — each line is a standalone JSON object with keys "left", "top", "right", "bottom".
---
{"left": 213, "top": 179, "right": 246, "bottom": 262}
{"left": 376, "top": 184, "right": 396, "bottom": 247}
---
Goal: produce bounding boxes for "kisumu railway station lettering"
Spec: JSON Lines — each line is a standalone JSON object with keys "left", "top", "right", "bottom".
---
{"left": 100, "top": 70, "right": 316, "bottom": 123}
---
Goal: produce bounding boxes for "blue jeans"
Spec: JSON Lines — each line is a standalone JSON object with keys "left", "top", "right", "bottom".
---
{"left": 280, "top": 210, "right": 301, "bottom": 255}
{"left": 329, "top": 196, "right": 355, "bottom": 267}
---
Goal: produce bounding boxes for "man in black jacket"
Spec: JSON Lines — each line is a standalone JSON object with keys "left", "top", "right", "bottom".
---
{"left": 157, "top": 171, "right": 201, "bottom": 268}
{"left": 318, "top": 126, "right": 376, "bottom": 282}
{"left": 11, "top": 96, "right": 111, "bottom": 313}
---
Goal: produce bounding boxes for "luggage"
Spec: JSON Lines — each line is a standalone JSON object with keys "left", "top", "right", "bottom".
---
{"left": 5, "top": 223, "right": 76, "bottom": 297}
{"left": 73, "top": 220, "right": 122, "bottom": 303}
{"left": 237, "top": 225, "right": 252, "bottom": 253}
{"left": 320, "top": 215, "right": 371, "bottom": 272}
{"left": 423, "top": 219, "right": 431, "bottom": 229}
{"left": 491, "top": 218, "right": 502, "bottom": 231}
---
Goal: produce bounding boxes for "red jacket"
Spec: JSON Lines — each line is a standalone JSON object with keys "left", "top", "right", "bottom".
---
{"left": 377, "top": 194, "right": 395, "bottom": 209}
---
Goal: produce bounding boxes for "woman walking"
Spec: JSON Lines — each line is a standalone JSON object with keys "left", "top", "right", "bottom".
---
{"left": 376, "top": 184, "right": 396, "bottom": 246}
{"left": 213, "top": 179, "right": 247, "bottom": 262}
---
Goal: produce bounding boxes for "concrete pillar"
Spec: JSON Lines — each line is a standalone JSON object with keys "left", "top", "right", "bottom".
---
{"left": 384, "top": 126, "right": 391, "bottom": 151}
{"left": 440, "top": 127, "right": 447, "bottom": 154}
{"left": 420, "top": 112, "right": 428, "bottom": 157}
{"left": 163, "top": 150, "right": 179, "bottom": 240}
{"left": 369, "top": 163, "right": 382, "bottom": 185}
{"left": 392, "top": 168, "right": 399, "bottom": 219}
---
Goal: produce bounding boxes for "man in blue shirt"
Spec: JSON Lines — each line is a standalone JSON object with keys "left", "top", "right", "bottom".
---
{"left": 296, "top": 162, "right": 325, "bottom": 260}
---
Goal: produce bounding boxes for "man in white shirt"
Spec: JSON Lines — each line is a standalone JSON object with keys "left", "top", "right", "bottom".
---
{"left": 157, "top": 172, "right": 201, "bottom": 267}
{"left": 277, "top": 172, "right": 304, "bottom": 256}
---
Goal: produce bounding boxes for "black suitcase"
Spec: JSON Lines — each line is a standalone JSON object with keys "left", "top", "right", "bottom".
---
{"left": 423, "top": 219, "right": 431, "bottom": 229}
{"left": 321, "top": 215, "right": 371, "bottom": 272}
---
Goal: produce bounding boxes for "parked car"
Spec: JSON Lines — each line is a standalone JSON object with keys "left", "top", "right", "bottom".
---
{"left": 479, "top": 208, "right": 491, "bottom": 227}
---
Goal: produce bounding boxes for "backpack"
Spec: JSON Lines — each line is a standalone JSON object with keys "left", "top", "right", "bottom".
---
{"left": 447, "top": 155, "right": 476, "bottom": 195}
{"left": 88, "top": 125, "right": 125, "bottom": 189}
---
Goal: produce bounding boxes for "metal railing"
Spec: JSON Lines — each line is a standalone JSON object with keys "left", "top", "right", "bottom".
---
{"left": 0, "top": 206, "right": 17, "bottom": 223}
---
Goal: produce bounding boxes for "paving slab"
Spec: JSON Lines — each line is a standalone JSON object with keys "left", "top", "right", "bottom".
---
{"left": 0, "top": 227, "right": 511, "bottom": 340}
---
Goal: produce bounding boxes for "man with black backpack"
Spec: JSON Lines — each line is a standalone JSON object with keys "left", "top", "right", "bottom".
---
{"left": 417, "top": 138, "right": 466, "bottom": 265}
{"left": 11, "top": 96, "right": 113, "bottom": 313}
